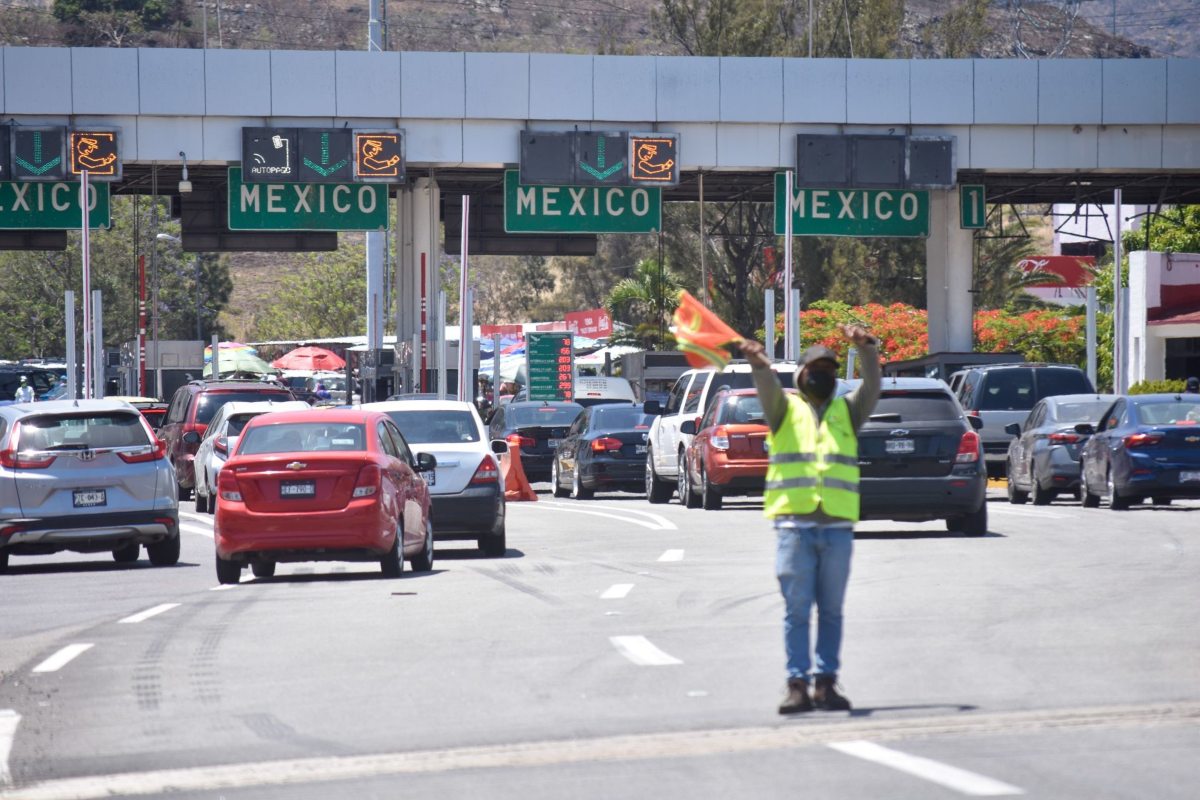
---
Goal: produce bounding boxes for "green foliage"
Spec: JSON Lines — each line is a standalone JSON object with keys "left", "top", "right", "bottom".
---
{"left": 923, "top": 0, "right": 990, "bottom": 57}
{"left": 1129, "top": 379, "right": 1187, "bottom": 395}
{"left": 53, "top": 0, "right": 183, "bottom": 29}
{"left": 606, "top": 258, "right": 682, "bottom": 349}
{"left": 251, "top": 243, "right": 367, "bottom": 341}
{"left": 1123, "top": 205, "right": 1200, "bottom": 254}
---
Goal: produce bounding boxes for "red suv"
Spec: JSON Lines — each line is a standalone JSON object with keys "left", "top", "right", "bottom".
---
{"left": 158, "top": 381, "right": 295, "bottom": 499}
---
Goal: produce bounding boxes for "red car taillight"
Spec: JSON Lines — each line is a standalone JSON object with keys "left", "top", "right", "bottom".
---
{"left": 1124, "top": 433, "right": 1163, "bottom": 449}
{"left": 1048, "top": 432, "right": 1081, "bottom": 444}
{"left": 591, "top": 437, "right": 623, "bottom": 453}
{"left": 0, "top": 424, "right": 55, "bottom": 469}
{"left": 470, "top": 457, "right": 500, "bottom": 484}
{"left": 955, "top": 430, "right": 980, "bottom": 463}
{"left": 506, "top": 434, "right": 535, "bottom": 449}
{"left": 353, "top": 463, "right": 381, "bottom": 498}
{"left": 218, "top": 471, "right": 243, "bottom": 502}
{"left": 118, "top": 438, "right": 166, "bottom": 464}
{"left": 711, "top": 426, "right": 730, "bottom": 451}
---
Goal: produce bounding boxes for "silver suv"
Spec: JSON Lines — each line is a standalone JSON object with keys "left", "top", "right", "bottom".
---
{"left": 0, "top": 400, "right": 179, "bottom": 572}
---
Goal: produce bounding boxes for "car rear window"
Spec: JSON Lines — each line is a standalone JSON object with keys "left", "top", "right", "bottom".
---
{"left": 704, "top": 372, "right": 795, "bottom": 410}
{"left": 238, "top": 422, "right": 366, "bottom": 454}
{"left": 1135, "top": 399, "right": 1200, "bottom": 426}
{"left": 384, "top": 410, "right": 481, "bottom": 443}
{"left": 19, "top": 412, "right": 150, "bottom": 450}
{"left": 870, "top": 391, "right": 961, "bottom": 421}
{"left": 508, "top": 405, "right": 583, "bottom": 427}
{"left": 1054, "top": 400, "right": 1112, "bottom": 424}
{"left": 1036, "top": 369, "right": 1094, "bottom": 400}
{"left": 979, "top": 369, "right": 1035, "bottom": 411}
{"left": 718, "top": 395, "right": 768, "bottom": 425}
{"left": 589, "top": 406, "right": 653, "bottom": 430}
{"left": 226, "top": 413, "right": 260, "bottom": 436}
{"left": 195, "top": 391, "right": 292, "bottom": 425}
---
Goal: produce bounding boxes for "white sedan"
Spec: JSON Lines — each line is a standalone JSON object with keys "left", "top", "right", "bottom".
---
{"left": 362, "top": 399, "right": 508, "bottom": 557}
{"left": 193, "top": 399, "right": 309, "bottom": 513}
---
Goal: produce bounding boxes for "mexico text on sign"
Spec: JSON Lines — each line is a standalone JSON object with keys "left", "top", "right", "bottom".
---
{"left": 504, "top": 170, "right": 661, "bottom": 234}
{"left": 0, "top": 180, "right": 111, "bottom": 229}
{"left": 525, "top": 331, "right": 575, "bottom": 402}
{"left": 227, "top": 167, "right": 389, "bottom": 231}
{"left": 773, "top": 173, "right": 929, "bottom": 238}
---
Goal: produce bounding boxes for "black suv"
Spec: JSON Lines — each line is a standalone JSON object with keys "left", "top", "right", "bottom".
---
{"left": 953, "top": 364, "right": 1094, "bottom": 477}
{"left": 158, "top": 380, "right": 295, "bottom": 498}
{"left": 0, "top": 367, "right": 59, "bottom": 401}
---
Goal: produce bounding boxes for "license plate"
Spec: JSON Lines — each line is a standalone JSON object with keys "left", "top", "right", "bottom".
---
{"left": 1181, "top": 471, "right": 1200, "bottom": 483}
{"left": 73, "top": 489, "right": 106, "bottom": 508}
{"left": 885, "top": 438, "right": 915, "bottom": 454}
{"left": 280, "top": 480, "right": 315, "bottom": 498}
{"left": 635, "top": 445, "right": 647, "bottom": 455}
{"left": 548, "top": 439, "right": 560, "bottom": 449}
{"left": 422, "top": 471, "right": 436, "bottom": 487}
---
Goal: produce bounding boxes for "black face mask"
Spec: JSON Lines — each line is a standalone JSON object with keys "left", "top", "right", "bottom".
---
{"left": 802, "top": 370, "right": 837, "bottom": 401}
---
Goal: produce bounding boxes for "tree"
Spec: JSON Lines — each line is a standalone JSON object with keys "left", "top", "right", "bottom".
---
{"left": 606, "top": 258, "right": 683, "bottom": 348}
{"left": 1124, "top": 206, "right": 1200, "bottom": 254}
{"left": 52, "top": 0, "right": 189, "bottom": 46}
{"left": 251, "top": 243, "right": 366, "bottom": 340}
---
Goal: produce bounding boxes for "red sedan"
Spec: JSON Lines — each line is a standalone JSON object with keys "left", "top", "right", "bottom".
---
{"left": 680, "top": 388, "right": 796, "bottom": 510}
{"left": 213, "top": 409, "right": 436, "bottom": 583}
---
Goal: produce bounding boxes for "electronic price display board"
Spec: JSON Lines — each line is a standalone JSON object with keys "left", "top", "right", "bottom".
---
{"left": 525, "top": 332, "right": 574, "bottom": 402}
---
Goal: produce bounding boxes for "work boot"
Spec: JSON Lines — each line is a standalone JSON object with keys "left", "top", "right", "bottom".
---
{"left": 812, "top": 674, "right": 852, "bottom": 711}
{"left": 778, "top": 678, "right": 813, "bottom": 715}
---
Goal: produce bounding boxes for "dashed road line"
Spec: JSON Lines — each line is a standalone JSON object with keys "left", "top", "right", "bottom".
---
{"left": 609, "top": 635, "right": 682, "bottom": 666}
{"left": 179, "top": 523, "right": 213, "bottom": 539}
{"left": 208, "top": 585, "right": 235, "bottom": 592}
{"left": 117, "top": 603, "right": 180, "bottom": 625}
{"left": 0, "top": 709, "right": 19, "bottom": 787}
{"left": 600, "top": 583, "right": 633, "bottom": 600}
{"left": 989, "top": 505, "right": 1071, "bottom": 520}
{"left": 657, "top": 549, "right": 684, "bottom": 562}
{"left": 31, "top": 644, "right": 94, "bottom": 674}
{"left": 828, "top": 740, "right": 1023, "bottom": 796}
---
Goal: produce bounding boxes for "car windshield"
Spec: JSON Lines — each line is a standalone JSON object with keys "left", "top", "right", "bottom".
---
{"left": 226, "top": 413, "right": 260, "bottom": 436}
{"left": 1135, "top": 399, "right": 1200, "bottom": 425}
{"left": 18, "top": 412, "right": 150, "bottom": 450}
{"left": 508, "top": 404, "right": 583, "bottom": 427}
{"left": 1054, "top": 400, "right": 1112, "bottom": 424}
{"left": 196, "top": 392, "right": 292, "bottom": 425}
{"left": 589, "top": 407, "right": 653, "bottom": 430}
{"left": 238, "top": 422, "right": 366, "bottom": 454}
{"left": 384, "top": 410, "right": 480, "bottom": 443}
{"left": 718, "top": 395, "right": 768, "bottom": 425}
{"left": 871, "top": 391, "right": 961, "bottom": 421}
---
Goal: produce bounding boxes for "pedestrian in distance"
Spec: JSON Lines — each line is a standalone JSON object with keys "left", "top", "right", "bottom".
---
{"left": 1185, "top": 376, "right": 1199, "bottom": 395}
{"left": 15, "top": 375, "right": 35, "bottom": 404}
{"left": 314, "top": 382, "right": 332, "bottom": 401}
{"left": 740, "top": 325, "right": 880, "bottom": 715}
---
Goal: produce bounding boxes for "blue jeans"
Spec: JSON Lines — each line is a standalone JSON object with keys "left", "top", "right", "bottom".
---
{"left": 775, "top": 519, "right": 854, "bottom": 682}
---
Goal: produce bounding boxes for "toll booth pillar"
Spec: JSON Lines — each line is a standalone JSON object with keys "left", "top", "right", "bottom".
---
{"left": 395, "top": 177, "right": 441, "bottom": 394}
{"left": 926, "top": 188, "right": 975, "bottom": 353}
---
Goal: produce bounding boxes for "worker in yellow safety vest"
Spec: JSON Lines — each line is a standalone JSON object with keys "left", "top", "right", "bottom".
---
{"left": 741, "top": 324, "right": 879, "bottom": 714}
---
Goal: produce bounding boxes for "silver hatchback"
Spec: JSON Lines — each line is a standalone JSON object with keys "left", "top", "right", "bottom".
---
{"left": 0, "top": 399, "right": 179, "bottom": 572}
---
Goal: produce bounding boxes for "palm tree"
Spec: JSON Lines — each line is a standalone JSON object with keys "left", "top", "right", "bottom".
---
{"left": 606, "top": 258, "right": 683, "bottom": 349}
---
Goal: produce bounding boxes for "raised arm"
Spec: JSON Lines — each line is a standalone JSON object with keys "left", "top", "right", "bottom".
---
{"left": 841, "top": 325, "right": 881, "bottom": 431}
{"left": 740, "top": 340, "right": 788, "bottom": 432}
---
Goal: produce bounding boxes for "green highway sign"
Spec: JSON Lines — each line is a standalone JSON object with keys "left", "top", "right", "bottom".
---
{"left": 525, "top": 331, "right": 574, "bottom": 402}
{"left": 960, "top": 184, "right": 987, "bottom": 230}
{"left": 0, "top": 180, "right": 111, "bottom": 229}
{"left": 774, "top": 173, "right": 929, "bottom": 238}
{"left": 227, "top": 167, "right": 388, "bottom": 231}
{"left": 504, "top": 170, "right": 660, "bottom": 234}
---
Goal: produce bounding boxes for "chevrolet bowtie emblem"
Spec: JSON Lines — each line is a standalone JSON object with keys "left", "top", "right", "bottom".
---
{"left": 286, "top": 461, "right": 306, "bottom": 470}
{"left": 1186, "top": 436, "right": 1199, "bottom": 443}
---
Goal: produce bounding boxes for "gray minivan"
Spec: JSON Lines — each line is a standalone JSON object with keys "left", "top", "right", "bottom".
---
{"left": 954, "top": 364, "right": 1095, "bottom": 477}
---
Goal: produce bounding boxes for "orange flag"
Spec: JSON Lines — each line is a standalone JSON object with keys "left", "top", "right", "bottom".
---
{"left": 672, "top": 290, "right": 745, "bottom": 368}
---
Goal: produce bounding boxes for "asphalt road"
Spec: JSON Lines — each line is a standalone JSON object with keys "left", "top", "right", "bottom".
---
{"left": 1, "top": 486, "right": 1197, "bottom": 800}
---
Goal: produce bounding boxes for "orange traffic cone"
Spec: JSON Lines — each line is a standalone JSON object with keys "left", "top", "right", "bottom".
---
{"left": 501, "top": 441, "right": 538, "bottom": 502}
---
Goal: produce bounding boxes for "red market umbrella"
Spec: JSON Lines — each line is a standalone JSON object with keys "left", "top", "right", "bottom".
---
{"left": 271, "top": 346, "right": 346, "bottom": 371}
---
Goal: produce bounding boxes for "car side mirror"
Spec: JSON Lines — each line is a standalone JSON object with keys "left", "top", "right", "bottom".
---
{"left": 490, "top": 439, "right": 508, "bottom": 455}
{"left": 967, "top": 415, "right": 984, "bottom": 431}
{"left": 1074, "top": 423, "right": 1095, "bottom": 435}
{"left": 182, "top": 431, "right": 202, "bottom": 445}
{"left": 680, "top": 419, "right": 697, "bottom": 435}
{"left": 642, "top": 400, "right": 662, "bottom": 416}
{"left": 415, "top": 452, "right": 437, "bottom": 472}
{"left": 1004, "top": 422, "right": 1021, "bottom": 436}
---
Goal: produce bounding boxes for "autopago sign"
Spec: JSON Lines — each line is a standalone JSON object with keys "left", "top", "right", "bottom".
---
{"left": 773, "top": 173, "right": 929, "bottom": 237}
{"left": 0, "top": 180, "right": 111, "bottom": 229}
{"left": 503, "top": 170, "right": 661, "bottom": 234}
{"left": 227, "top": 167, "right": 388, "bottom": 231}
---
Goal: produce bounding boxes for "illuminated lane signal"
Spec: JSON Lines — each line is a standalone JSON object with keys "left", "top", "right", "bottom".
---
{"left": 69, "top": 129, "right": 121, "bottom": 179}
{"left": 354, "top": 130, "right": 405, "bottom": 182}
{"left": 629, "top": 133, "right": 679, "bottom": 186}
{"left": 11, "top": 127, "right": 67, "bottom": 181}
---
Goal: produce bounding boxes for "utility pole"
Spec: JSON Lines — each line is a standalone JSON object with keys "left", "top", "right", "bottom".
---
{"left": 364, "top": 0, "right": 386, "bottom": 402}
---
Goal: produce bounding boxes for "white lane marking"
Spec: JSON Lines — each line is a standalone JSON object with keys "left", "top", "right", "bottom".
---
{"left": 31, "top": 644, "right": 94, "bottom": 674}
{"left": 989, "top": 505, "right": 1071, "bottom": 520}
{"left": 117, "top": 603, "right": 180, "bottom": 625}
{"left": 657, "top": 549, "right": 684, "bottom": 562}
{"left": 0, "top": 709, "right": 20, "bottom": 787}
{"left": 542, "top": 501, "right": 680, "bottom": 530}
{"left": 520, "top": 503, "right": 674, "bottom": 531}
{"left": 178, "top": 510, "right": 212, "bottom": 525}
{"left": 609, "top": 635, "right": 683, "bottom": 666}
{"left": 828, "top": 740, "right": 1024, "bottom": 796}
{"left": 600, "top": 583, "right": 633, "bottom": 600}
{"left": 179, "top": 523, "right": 213, "bottom": 539}
{"left": 208, "top": 585, "right": 234, "bottom": 592}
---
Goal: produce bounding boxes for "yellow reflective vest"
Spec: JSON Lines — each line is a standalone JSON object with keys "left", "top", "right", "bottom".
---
{"left": 764, "top": 394, "right": 860, "bottom": 521}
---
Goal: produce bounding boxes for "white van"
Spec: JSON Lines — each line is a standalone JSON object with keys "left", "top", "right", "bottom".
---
{"left": 573, "top": 376, "right": 637, "bottom": 407}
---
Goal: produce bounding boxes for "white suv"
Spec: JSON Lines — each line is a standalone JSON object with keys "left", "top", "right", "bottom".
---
{"left": 644, "top": 362, "right": 796, "bottom": 503}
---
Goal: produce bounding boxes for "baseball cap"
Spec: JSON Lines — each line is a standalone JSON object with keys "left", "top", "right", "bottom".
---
{"left": 1187, "top": 376, "right": 1199, "bottom": 390}
{"left": 799, "top": 345, "right": 839, "bottom": 369}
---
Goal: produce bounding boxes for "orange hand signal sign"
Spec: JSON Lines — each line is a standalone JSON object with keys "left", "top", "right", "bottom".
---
{"left": 354, "top": 131, "right": 405, "bottom": 182}
{"left": 629, "top": 135, "right": 678, "bottom": 185}
{"left": 69, "top": 130, "right": 120, "bottom": 179}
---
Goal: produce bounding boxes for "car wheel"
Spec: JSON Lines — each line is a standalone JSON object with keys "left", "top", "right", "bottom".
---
{"left": 479, "top": 516, "right": 507, "bottom": 558}
{"left": 644, "top": 449, "right": 673, "bottom": 504}
{"left": 1030, "top": 474, "right": 1053, "bottom": 506}
{"left": 1080, "top": 471, "right": 1101, "bottom": 508}
{"left": 147, "top": 533, "right": 180, "bottom": 566}
{"left": 194, "top": 492, "right": 209, "bottom": 514}
{"left": 251, "top": 560, "right": 276, "bottom": 578}
{"left": 411, "top": 519, "right": 435, "bottom": 572}
{"left": 215, "top": 551, "right": 241, "bottom": 584}
{"left": 551, "top": 460, "right": 569, "bottom": 498}
{"left": 0, "top": 550, "right": 8, "bottom": 573}
{"left": 1006, "top": 470, "right": 1028, "bottom": 504}
{"left": 949, "top": 502, "right": 988, "bottom": 537}
{"left": 380, "top": 527, "right": 404, "bottom": 577}
{"left": 176, "top": 482, "right": 191, "bottom": 502}
{"left": 571, "top": 468, "right": 594, "bottom": 500}
{"left": 679, "top": 453, "right": 700, "bottom": 508}
{"left": 112, "top": 542, "right": 140, "bottom": 563}
{"left": 700, "top": 464, "right": 722, "bottom": 510}
{"left": 1152, "top": 496, "right": 1173, "bottom": 506}
{"left": 1107, "top": 471, "right": 1130, "bottom": 511}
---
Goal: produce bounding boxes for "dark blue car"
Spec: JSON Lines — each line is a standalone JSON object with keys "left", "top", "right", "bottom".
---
{"left": 550, "top": 403, "right": 654, "bottom": 499}
{"left": 1078, "top": 393, "right": 1200, "bottom": 509}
